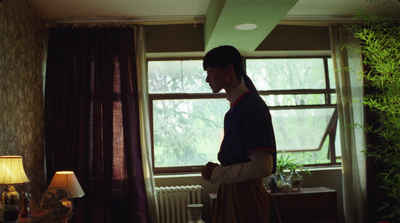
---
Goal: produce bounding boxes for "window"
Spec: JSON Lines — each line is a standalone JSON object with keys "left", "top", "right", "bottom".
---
{"left": 148, "top": 56, "right": 340, "bottom": 173}
{"left": 246, "top": 58, "right": 340, "bottom": 165}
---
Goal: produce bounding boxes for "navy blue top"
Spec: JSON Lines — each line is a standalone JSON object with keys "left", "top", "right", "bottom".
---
{"left": 218, "top": 91, "right": 277, "bottom": 173}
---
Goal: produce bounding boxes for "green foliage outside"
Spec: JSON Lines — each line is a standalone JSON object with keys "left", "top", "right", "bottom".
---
{"left": 153, "top": 99, "right": 226, "bottom": 166}
{"left": 149, "top": 59, "right": 340, "bottom": 168}
{"left": 347, "top": 10, "right": 400, "bottom": 221}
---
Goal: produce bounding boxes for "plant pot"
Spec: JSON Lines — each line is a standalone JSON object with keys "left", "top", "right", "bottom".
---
{"left": 287, "top": 171, "right": 303, "bottom": 191}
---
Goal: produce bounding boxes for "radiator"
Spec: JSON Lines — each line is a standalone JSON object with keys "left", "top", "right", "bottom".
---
{"left": 155, "top": 185, "right": 203, "bottom": 223}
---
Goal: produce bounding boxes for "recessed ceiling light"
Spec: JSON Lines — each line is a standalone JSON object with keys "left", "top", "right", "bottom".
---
{"left": 234, "top": 23, "right": 258, "bottom": 31}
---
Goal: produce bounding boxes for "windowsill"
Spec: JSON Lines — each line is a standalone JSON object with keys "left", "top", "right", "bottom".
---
{"left": 154, "top": 165, "right": 342, "bottom": 179}
{"left": 306, "top": 165, "right": 342, "bottom": 172}
{"left": 154, "top": 173, "right": 201, "bottom": 179}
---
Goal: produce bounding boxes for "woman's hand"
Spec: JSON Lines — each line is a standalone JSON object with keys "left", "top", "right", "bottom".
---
{"left": 201, "top": 162, "right": 219, "bottom": 181}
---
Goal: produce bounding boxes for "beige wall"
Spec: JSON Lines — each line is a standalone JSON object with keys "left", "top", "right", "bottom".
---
{"left": 257, "top": 25, "right": 330, "bottom": 51}
{"left": 145, "top": 24, "right": 330, "bottom": 52}
{"left": 0, "top": 0, "right": 48, "bottom": 206}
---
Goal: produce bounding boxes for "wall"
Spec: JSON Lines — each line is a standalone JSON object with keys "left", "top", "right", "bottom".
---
{"left": 146, "top": 24, "right": 205, "bottom": 53}
{"left": 145, "top": 24, "right": 331, "bottom": 53}
{"left": 0, "top": 0, "right": 48, "bottom": 205}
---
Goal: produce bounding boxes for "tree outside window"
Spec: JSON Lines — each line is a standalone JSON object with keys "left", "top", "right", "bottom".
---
{"left": 148, "top": 57, "right": 340, "bottom": 173}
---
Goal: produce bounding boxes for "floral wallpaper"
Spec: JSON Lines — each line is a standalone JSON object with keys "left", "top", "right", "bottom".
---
{"left": 0, "top": 0, "right": 48, "bottom": 205}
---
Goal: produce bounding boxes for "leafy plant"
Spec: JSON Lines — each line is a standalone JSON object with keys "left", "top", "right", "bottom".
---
{"left": 347, "top": 9, "right": 400, "bottom": 221}
{"left": 277, "top": 154, "right": 310, "bottom": 175}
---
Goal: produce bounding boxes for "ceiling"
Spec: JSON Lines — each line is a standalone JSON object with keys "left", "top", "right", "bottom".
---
{"left": 28, "top": 0, "right": 400, "bottom": 51}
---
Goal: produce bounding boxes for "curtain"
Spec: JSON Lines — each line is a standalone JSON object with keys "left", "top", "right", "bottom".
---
{"left": 45, "top": 26, "right": 151, "bottom": 223}
{"left": 135, "top": 27, "right": 160, "bottom": 223}
{"left": 329, "top": 26, "right": 366, "bottom": 223}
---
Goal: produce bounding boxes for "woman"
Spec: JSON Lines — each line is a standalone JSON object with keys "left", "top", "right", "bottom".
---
{"left": 201, "top": 45, "right": 281, "bottom": 223}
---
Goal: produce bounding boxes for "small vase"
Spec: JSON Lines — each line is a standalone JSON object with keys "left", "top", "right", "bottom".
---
{"left": 268, "top": 175, "right": 277, "bottom": 193}
{"left": 187, "top": 204, "right": 205, "bottom": 223}
{"left": 281, "top": 182, "right": 292, "bottom": 193}
{"left": 287, "top": 171, "right": 303, "bottom": 191}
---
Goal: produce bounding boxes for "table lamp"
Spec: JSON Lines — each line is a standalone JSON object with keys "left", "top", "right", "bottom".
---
{"left": 48, "top": 171, "right": 84, "bottom": 198}
{"left": 0, "top": 155, "right": 30, "bottom": 221}
{"left": 47, "top": 171, "right": 84, "bottom": 223}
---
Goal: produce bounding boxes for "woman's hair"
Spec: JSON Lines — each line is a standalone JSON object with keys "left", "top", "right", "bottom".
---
{"left": 203, "top": 45, "right": 244, "bottom": 80}
{"left": 203, "top": 45, "right": 259, "bottom": 94}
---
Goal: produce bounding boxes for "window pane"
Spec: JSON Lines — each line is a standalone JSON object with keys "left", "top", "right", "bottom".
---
{"left": 153, "top": 99, "right": 229, "bottom": 167}
{"left": 335, "top": 124, "right": 342, "bottom": 158}
{"left": 327, "top": 58, "right": 336, "bottom": 89}
{"left": 331, "top": 93, "right": 337, "bottom": 104}
{"left": 261, "top": 94, "right": 325, "bottom": 106}
{"left": 246, "top": 58, "right": 326, "bottom": 90}
{"left": 271, "top": 108, "right": 335, "bottom": 152}
{"left": 148, "top": 60, "right": 210, "bottom": 93}
{"left": 278, "top": 136, "right": 331, "bottom": 165}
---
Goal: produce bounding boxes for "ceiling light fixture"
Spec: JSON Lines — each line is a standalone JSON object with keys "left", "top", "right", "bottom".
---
{"left": 234, "top": 23, "right": 258, "bottom": 31}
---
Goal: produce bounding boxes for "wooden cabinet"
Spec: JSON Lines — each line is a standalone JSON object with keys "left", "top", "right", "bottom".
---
{"left": 272, "top": 187, "right": 337, "bottom": 223}
{"left": 209, "top": 187, "right": 337, "bottom": 223}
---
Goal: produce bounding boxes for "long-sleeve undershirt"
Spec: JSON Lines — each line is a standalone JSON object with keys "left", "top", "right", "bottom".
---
{"left": 210, "top": 151, "right": 273, "bottom": 184}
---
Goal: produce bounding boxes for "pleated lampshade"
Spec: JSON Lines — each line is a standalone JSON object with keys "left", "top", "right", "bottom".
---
{"left": 0, "top": 155, "right": 30, "bottom": 185}
{"left": 48, "top": 171, "right": 85, "bottom": 198}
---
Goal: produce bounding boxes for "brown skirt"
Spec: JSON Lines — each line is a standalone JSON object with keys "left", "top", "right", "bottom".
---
{"left": 212, "top": 179, "right": 281, "bottom": 223}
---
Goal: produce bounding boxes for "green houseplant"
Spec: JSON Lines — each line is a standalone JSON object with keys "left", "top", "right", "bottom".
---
{"left": 347, "top": 9, "right": 400, "bottom": 221}
{"left": 275, "top": 154, "right": 310, "bottom": 192}
{"left": 276, "top": 154, "right": 309, "bottom": 174}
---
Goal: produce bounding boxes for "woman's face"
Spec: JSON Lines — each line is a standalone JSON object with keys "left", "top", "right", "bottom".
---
{"left": 205, "top": 67, "right": 230, "bottom": 93}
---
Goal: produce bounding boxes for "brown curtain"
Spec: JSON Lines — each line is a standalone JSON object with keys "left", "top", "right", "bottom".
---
{"left": 44, "top": 27, "right": 150, "bottom": 223}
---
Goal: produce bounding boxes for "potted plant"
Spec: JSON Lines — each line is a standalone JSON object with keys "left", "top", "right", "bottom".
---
{"left": 346, "top": 9, "right": 400, "bottom": 222}
{"left": 273, "top": 154, "right": 310, "bottom": 192}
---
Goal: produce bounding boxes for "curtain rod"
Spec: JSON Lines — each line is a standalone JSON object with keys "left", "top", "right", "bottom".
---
{"left": 45, "top": 17, "right": 205, "bottom": 28}
{"left": 45, "top": 14, "right": 400, "bottom": 28}
{"left": 46, "top": 18, "right": 351, "bottom": 28}
{"left": 279, "top": 16, "right": 360, "bottom": 26}
{"left": 279, "top": 20, "right": 358, "bottom": 26}
{"left": 280, "top": 15, "right": 400, "bottom": 26}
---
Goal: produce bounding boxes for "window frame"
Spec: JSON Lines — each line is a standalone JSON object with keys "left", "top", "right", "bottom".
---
{"left": 148, "top": 55, "right": 340, "bottom": 174}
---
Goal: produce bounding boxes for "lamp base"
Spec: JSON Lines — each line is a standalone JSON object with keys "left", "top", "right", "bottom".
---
{"left": 2, "top": 185, "right": 20, "bottom": 222}
{"left": 4, "top": 205, "right": 18, "bottom": 222}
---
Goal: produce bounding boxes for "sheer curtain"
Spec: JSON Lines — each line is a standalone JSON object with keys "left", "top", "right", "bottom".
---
{"left": 135, "top": 26, "right": 159, "bottom": 223}
{"left": 330, "top": 26, "right": 367, "bottom": 223}
{"left": 45, "top": 26, "right": 152, "bottom": 223}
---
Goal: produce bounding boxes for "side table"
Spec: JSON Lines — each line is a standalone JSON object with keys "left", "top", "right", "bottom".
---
{"left": 18, "top": 209, "right": 54, "bottom": 223}
{"left": 272, "top": 187, "right": 337, "bottom": 223}
{"left": 209, "top": 187, "right": 337, "bottom": 223}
